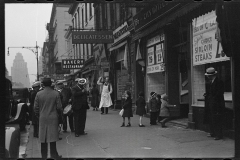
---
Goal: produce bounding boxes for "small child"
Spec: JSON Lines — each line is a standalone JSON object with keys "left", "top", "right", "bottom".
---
{"left": 136, "top": 92, "right": 146, "bottom": 127}
{"left": 159, "top": 94, "right": 176, "bottom": 127}
{"left": 149, "top": 92, "right": 159, "bottom": 125}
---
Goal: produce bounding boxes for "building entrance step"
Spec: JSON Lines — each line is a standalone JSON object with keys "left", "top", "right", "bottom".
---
{"left": 167, "top": 118, "right": 188, "bottom": 129}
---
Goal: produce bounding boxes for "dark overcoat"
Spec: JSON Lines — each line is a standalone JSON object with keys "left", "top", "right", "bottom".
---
{"left": 136, "top": 96, "right": 146, "bottom": 116}
{"left": 59, "top": 87, "right": 72, "bottom": 108}
{"left": 34, "top": 87, "right": 62, "bottom": 143}
{"left": 71, "top": 84, "right": 89, "bottom": 110}
{"left": 203, "top": 77, "right": 225, "bottom": 124}
{"left": 30, "top": 90, "right": 38, "bottom": 125}
{"left": 90, "top": 87, "right": 99, "bottom": 107}
{"left": 122, "top": 97, "right": 133, "bottom": 117}
{"left": 149, "top": 98, "right": 160, "bottom": 112}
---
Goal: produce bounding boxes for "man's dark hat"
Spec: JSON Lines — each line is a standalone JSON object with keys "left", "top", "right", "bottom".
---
{"left": 150, "top": 92, "right": 156, "bottom": 97}
{"left": 78, "top": 78, "right": 87, "bottom": 85}
{"left": 42, "top": 77, "right": 52, "bottom": 84}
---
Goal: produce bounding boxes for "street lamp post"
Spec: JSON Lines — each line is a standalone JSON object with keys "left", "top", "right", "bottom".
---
{"left": 8, "top": 41, "right": 41, "bottom": 81}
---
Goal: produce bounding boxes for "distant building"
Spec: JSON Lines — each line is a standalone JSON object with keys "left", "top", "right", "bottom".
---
{"left": 11, "top": 52, "right": 30, "bottom": 88}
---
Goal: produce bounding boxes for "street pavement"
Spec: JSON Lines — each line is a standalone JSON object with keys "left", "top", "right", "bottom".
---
{"left": 23, "top": 107, "right": 234, "bottom": 158}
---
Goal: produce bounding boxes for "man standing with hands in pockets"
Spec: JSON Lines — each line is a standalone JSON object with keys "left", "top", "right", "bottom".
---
{"left": 97, "top": 76, "right": 113, "bottom": 114}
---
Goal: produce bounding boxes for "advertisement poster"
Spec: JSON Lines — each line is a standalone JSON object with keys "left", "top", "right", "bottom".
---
{"left": 192, "top": 11, "right": 230, "bottom": 66}
{"left": 117, "top": 70, "right": 128, "bottom": 100}
{"left": 147, "top": 47, "right": 155, "bottom": 66}
{"left": 156, "top": 43, "right": 164, "bottom": 64}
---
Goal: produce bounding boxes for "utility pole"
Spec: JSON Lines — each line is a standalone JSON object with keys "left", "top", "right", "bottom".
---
{"left": 8, "top": 41, "right": 41, "bottom": 81}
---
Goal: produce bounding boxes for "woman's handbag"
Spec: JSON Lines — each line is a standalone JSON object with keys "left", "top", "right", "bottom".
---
{"left": 63, "top": 104, "right": 73, "bottom": 116}
{"left": 119, "top": 109, "right": 124, "bottom": 116}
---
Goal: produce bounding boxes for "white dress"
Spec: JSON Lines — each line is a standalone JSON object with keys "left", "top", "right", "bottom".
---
{"left": 99, "top": 84, "right": 113, "bottom": 108}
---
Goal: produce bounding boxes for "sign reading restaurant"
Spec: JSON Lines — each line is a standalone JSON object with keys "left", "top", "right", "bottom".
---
{"left": 62, "top": 59, "right": 84, "bottom": 69}
{"left": 72, "top": 31, "right": 114, "bottom": 44}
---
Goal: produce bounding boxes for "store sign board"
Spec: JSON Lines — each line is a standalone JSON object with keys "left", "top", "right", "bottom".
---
{"left": 62, "top": 59, "right": 84, "bottom": 69}
{"left": 146, "top": 34, "right": 164, "bottom": 47}
{"left": 147, "top": 63, "right": 165, "bottom": 74}
{"left": 192, "top": 11, "right": 230, "bottom": 66}
{"left": 72, "top": 31, "right": 114, "bottom": 44}
{"left": 113, "top": 22, "right": 130, "bottom": 44}
{"left": 89, "top": 65, "right": 100, "bottom": 70}
{"left": 133, "top": 2, "right": 181, "bottom": 31}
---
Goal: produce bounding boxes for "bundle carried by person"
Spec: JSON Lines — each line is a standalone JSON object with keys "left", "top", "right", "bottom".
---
{"left": 63, "top": 104, "right": 73, "bottom": 116}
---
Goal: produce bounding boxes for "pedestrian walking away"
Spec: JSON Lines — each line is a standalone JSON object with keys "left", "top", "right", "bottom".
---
{"left": 203, "top": 67, "right": 225, "bottom": 140}
{"left": 34, "top": 78, "right": 62, "bottom": 159}
{"left": 97, "top": 76, "right": 113, "bottom": 114}
{"left": 136, "top": 91, "right": 146, "bottom": 127}
{"left": 71, "top": 78, "right": 89, "bottom": 137}
{"left": 149, "top": 92, "right": 160, "bottom": 125}
{"left": 30, "top": 81, "right": 40, "bottom": 138}
{"left": 90, "top": 83, "right": 100, "bottom": 111}
{"left": 121, "top": 91, "right": 133, "bottom": 127}
{"left": 57, "top": 81, "right": 74, "bottom": 133}
{"left": 159, "top": 94, "right": 176, "bottom": 128}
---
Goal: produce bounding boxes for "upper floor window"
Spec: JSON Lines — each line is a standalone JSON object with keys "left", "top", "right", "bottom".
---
{"left": 85, "top": 4, "right": 88, "bottom": 24}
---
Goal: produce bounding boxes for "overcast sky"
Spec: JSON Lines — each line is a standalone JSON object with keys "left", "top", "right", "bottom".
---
{"left": 5, "top": 3, "right": 53, "bottom": 83}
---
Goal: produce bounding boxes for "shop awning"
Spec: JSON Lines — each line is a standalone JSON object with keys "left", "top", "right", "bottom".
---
{"left": 109, "top": 40, "right": 127, "bottom": 52}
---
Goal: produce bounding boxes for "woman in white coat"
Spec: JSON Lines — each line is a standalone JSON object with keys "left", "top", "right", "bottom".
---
{"left": 97, "top": 77, "right": 113, "bottom": 114}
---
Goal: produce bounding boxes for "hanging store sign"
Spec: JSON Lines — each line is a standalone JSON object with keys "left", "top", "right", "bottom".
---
{"left": 72, "top": 31, "right": 114, "bottom": 44}
{"left": 133, "top": 2, "right": 181, "bottom": 31}
{"left": 113, "top": 22, "right": 131, "bottom": 44}
{"left": 89, "top": 65, "right": 100, "bottom": 70}
{"left": 147, "top": 63, "right": 165, "bottom": 74}
{"left": 62, "top": 59, "right": 85, "bottom": 69}
{"left": 192, "top": 11, "right": 230, "bottom": 66}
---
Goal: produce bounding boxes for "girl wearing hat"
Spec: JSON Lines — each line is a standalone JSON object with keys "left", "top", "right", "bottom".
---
{"left": 159, "top": 94, "right": 176, "bottom": 128}
{"left": 149, "top": 92, "right": 161, "bottom": 125}
{"left": 121, "top": 90, "right": 133, "bottom": 127}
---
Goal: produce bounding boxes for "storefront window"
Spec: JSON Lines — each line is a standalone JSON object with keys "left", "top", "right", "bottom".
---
{"left": 145, "top": 33, "right": 166, "bottom": 101}
{"left": 191, "top": 10, "right": 232, "bottom": 106}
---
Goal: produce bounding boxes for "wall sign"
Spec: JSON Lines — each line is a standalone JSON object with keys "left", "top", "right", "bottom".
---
{"left": 147, "top": 63, "right": 165, "bottom": 74}
{"left": 62, "top": 59, "right": 84, "bottom": 69}
{"left": 72, "top": 31, "right": 114, "bottom": 44}
{"left": 147, "top": 47, "right": 155, "bottom": 66}
{"left": 133, "top": 2, "right": 182, "bottom": 31}
{"left": 192, "top": 11, "right": 230, "bottom": 66}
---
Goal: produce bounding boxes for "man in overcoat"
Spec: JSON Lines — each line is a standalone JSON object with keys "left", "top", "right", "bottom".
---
{"left": 34, "top": 78, "right": 62, "bottom": 158}
{"left": 57, "top": 81, "right": 74, "bottom": 132}
{"left": 71, "top": 78, "right": 89, "bottom": 137}
{"left": 203, "top": 67, "right": 225, "bottom": 140}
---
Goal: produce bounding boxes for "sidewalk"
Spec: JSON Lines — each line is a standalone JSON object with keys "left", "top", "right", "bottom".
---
{"left": 23, "top": 108, "right": 234, "bottom": 158}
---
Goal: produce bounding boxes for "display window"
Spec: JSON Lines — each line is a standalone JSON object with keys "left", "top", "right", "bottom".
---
{"left": 145, "top": 33, "right": 166, "bottom": 101}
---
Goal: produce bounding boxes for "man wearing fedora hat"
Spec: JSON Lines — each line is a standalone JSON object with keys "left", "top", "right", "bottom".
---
{"left": 71, "top": 78, "right": 89, "bottom": 137}
{"left": 203, "top": 67, "right": 225, "bottom": 140}
{"left": 34, "top": 78, "right": 62, "bottom": 158}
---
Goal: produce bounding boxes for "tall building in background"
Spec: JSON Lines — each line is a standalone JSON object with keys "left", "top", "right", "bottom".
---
{"left": 11, "top": 52, "right": 30, "bottom": 88}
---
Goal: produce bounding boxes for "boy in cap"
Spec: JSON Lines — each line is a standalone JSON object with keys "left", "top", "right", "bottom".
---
{"left": 149, "top": 92, "right": 160, "bottom": 125}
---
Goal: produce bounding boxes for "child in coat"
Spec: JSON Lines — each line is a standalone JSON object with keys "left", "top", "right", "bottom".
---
{"left": 159, "top": 94, "right": 176, "bottom": 127}
{"left": 136, "top": 91, "right": 146, "bottom": 127}
{"left": 149, "top": 92, "right": 161, "bottom": 125}
{"left": 121, "top": 91, "right": 133, "bottom": 127}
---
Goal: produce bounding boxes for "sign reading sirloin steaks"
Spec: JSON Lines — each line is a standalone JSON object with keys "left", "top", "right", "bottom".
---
{"left": 72, "top": 31, "right": 114, "bottom": 44}
{"left": 62, "top": 59, "right": 84, "bottom": 69}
